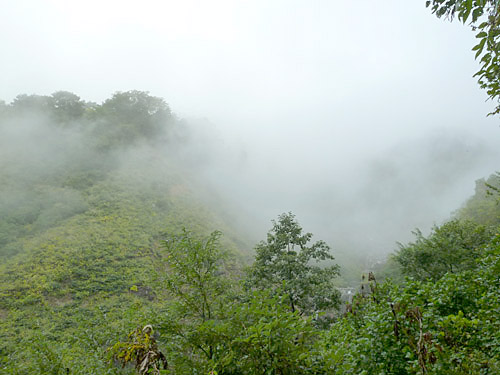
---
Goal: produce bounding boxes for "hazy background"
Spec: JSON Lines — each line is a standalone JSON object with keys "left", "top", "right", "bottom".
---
{"left": 1, "top": 0, "right": 499, "bottom": 260}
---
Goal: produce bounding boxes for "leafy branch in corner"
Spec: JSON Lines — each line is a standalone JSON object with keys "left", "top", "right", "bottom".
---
{"left": 426, "top": 0, "right": 500, "bottom": 115}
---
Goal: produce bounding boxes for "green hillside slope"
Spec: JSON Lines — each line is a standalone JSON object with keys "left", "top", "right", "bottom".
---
{"left": 0, "top": 92, "right": 249, "bottom": 373}
{"left": 456, "top": 173, "right": 500, "bottom": 226}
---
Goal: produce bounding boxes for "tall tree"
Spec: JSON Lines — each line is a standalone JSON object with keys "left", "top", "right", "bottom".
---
{"left": 152, "top": 229, "right": 231, "bottom": 370}
{"left": 247, "top": 212, "right": 340, "bottom": 316}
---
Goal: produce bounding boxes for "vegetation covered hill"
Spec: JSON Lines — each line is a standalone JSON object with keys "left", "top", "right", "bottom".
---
{"left": 0, "top": 91, "right": 250, "bottom": 373}
{"left": 1, "top": 91, "right": 500, "bottom": 374}
{"left": 456, "top": 173, "right": 500, "bottom": 227}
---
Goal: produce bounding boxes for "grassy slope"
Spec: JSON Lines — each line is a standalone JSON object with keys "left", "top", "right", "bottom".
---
{"left": 0, "top": 154, "right": 250, "bottom": 373}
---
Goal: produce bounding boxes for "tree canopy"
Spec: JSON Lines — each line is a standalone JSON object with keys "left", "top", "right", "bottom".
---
{"left": 247, "top": 212, "right": 340, "bottom": 316}
{"left": 457, "top": 173, "right": 500, "bottom": 226}
{"left": 393, "top": 219, "right": 493, "bottom": 281}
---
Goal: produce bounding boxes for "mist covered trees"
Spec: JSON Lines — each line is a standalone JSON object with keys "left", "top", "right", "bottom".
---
{"left": 323, "top": 176, "right": 500, "bottom": 373}
{"left": 0, "top": 90, "right": 176, "bottom": 150}
{"left": 50, "top": 91, "right": 86, "bottom": 122}
{"left": 92, "top": 91, "right": 174, "bottom": 148}
{"left": 393, "top": 219, "right": 493, "bottom": 281}
{"left": 392, "top": 171, "right": 500, "bottom": 282}
{"left": 0, "top": 90, "right": 181, "bottom": 258}
{"left": 457, "top": 173, "right": 500, "bottom": 226}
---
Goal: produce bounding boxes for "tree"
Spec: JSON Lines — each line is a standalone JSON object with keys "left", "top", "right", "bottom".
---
{"left": 247, "top": 212, "right": 340, "bottom": 317}
{"left": 426, "top": 0, "right": 500, "bottom": 115}
{"left": 10, "top": 94, "right": 54, "bottom": 114}
{"left": 102, "top": 91, "right": 172, "bottom": 137}
{"left": 457, "top": 173, "right": 500, "bottom": 227}
{"left": 393, "top": 219, "right": 493, "bottom": 281}
{"left": 50, "top": 91, "right": 85, "bottom": 123}
{"left": 90, "top": 91, "right": 174, "bottom": 149}
{"left": 151, "top": 229, "right": 232, "bottom": 371}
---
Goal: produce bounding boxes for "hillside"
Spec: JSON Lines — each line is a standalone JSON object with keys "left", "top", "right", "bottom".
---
{"left": 0, "top": 91, "right": 250, "bottom": 373}
{"left": 456, "top": 173, "right": 500, "bottom": 227}
{"left": 2, "top": 91, "right": 500, "bottom": 374}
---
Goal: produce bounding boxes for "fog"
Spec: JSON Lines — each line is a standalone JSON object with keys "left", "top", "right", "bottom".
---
{"left": 1, "top": 1, "right": 499, "bottom": 264}
{"left": 186, "top": 121, "right": 499, "bottom": 260}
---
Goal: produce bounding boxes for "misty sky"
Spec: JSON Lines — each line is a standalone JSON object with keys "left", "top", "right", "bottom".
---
{"left": 1, "top": 0, "right": 499, "bottom": 258}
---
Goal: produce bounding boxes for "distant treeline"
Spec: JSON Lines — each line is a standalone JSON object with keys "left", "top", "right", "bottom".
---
{"left": 0, "top": 90, "right": 183, "bottom": 150}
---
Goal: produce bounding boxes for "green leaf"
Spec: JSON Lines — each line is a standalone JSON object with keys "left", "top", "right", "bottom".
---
{"left": 473, "top": 37, "right": 487, "bottom": 58}
{"left": 461, "top": 1, "right": 473, "bottom": 23}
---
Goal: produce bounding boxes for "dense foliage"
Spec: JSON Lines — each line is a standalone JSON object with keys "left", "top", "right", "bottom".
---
{"left": 113, "top": 210, "right": 500, "bottom": 374}
{"left": 393, "top": 219, "right": 493, "bottom": 281}
{"left": 326, "top": 231, "right": 500, "bottom": 374}
{"left": 140, "top": 219, "right": 339, "bottom": 374}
